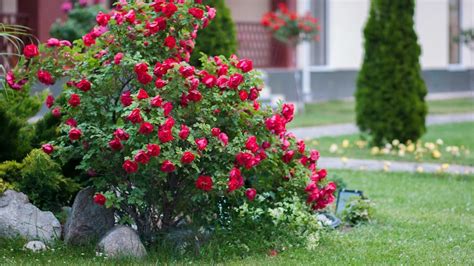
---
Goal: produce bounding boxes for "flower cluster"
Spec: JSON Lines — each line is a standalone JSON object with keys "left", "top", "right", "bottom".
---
{"left": 8, "top": 0, "right": 334, "bottom": 237}
{"left": 261, "top": 3, "right": 319, "bottom": 44}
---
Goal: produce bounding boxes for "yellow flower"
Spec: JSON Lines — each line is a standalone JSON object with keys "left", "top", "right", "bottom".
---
{"left": 342, "top": 139, "right": 350, "bottom": 148}
{"left": 392, "top": 139, "right": 400, "bottom": 146}
{"left": 416, "top": 166, "right": 424, "bottom": 173}
{"left": 407, "top": 143, "right": 415, "bottom": 153}
{"left": 432, "top": 150, "right": 441, "bottom": 159}
{"left": 371, "top": 146, "right": 380, "bottom": 155}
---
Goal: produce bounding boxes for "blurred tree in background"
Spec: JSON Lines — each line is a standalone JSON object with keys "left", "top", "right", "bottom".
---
{"left": 50, "top": 0, "right": 105, "bottom": 42}
{"left": 356, "top": 0, "right": 427, "bottom": 146}
{"left": 190, "top": 0, "right": 237, "bottom": 66}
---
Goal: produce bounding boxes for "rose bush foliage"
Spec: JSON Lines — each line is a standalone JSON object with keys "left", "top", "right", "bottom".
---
{"left": 6, "top": 0, "right": 335, "bottom": 240}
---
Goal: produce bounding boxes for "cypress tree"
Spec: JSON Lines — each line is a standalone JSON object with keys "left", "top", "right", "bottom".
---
{"left": 356, "top": 0, "right": 427, "bottom": 146}
{"left": 190, "top": 0, "right": 237, "bottom": 66}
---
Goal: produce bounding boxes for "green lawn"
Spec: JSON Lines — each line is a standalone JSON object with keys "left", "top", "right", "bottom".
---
{"left": 290, "top": 97, "right": 474, "bottom": 128}
{"left": 1, "top": 170, "right": 473, "bottom": 265}
{"left": 310, "top": 122, "right": 474, "bottom": 166}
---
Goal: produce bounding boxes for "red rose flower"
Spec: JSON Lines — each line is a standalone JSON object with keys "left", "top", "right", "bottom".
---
{"left": 179, "top": 124, "right": 190, "bottom": 140}
{"left": 68, "top": 94, "right": 81, "bottom": 107}
{"left": 245, "top": 136, "right": 259, "bottom": 153}
{"left": 123, "top": 159, "right": 138, "bottom": 174}
{"left": 187, "top": 90, "right": 202, "bottom": 102}
{"left": 179, "top": 66, "right": 195, "bottom": 77}
{"left": 52, "top": 107, "right": 61, "bottom": 118}
{"left": 114, "top": 128, "right": 130, "bottom": 140}
{"left": 160, "top": 160, "right": 176, "bottom": 172}
{"left": 245, "top": 188, "right": 257, "bottom": 201}
{"left": 96, "top": 11, "right": 111, "bottom": 26}
{"left": 93, "top": 193, "right": 106, "bottom": 206}
{"left": 158, "top": 128, "right": 174, "bottom": 143}
{"left": 155, "top": 79, "right": 167, "bottom": 88}
{"left": 228, "top": 73, "right": 244, "bottom": 89}
{"left": 163, "top": 102, "right": 173, "bottom": 116}
{"left": 47, "top": 38, "right": 60, "bottom": 47}
{"left": 64, "top": 118, "right": 77, "bottom": 127}
{"left": 121, "top": 91, "right": 133, "bottom": 106}
{"left": 134, "top": 150, "right": 150, "bottom": 164}
{"left": 202, "top": 74, "right": 216, "bottom": 88}
{"left": 114, "top": 52, "right": 124, "bottom": 64}
{"left": 137, "top": 89, "right": 149, "bottom": 100}
{"left": 23, "top": 44, "right": 39, "bottom": 59}
{"left": 41, "top": 143, "right": 54, "bottom": 154}
{"left": 139, "top": 122, "right": 154, "bottom": 135}
{"left": 249, "top": 88, "right": 259, "bottom": 100}
{"left": 181, "top": 151, "right": 195, "bottom": 164}
{"left": 45, "top": 95, "right": 55, "bottom": 108}
{"left": 211, "top": 128, "right": 221, "bottom": 136}
{"left": 281, "top": 103, "right": 295, "bottom": 122}
{"left": 151, "top": 95, "right": 163, "bottom": 107}
{"left": 76, "top": 79, "right": 92, "bottom": 92}
{"left": 228, "top": 175, "right": 244, "bottom": 192}
{"left": 82, "top": 33, "right": 96, "bottom": 46}
{"left": 297, "top": 140, "right": 306, "bottom": 153}
{"left": 239, "top": 90, "right": 248, "bottom": 101}
{"left": 109, "top": 137, "right": 123, "bottom": 150}
{"left": 217, "top": 65, "right": 228, "bottom": 76}
{"left": 127, "top": 108, "right": 143, "bottom": 124}
{"left": 195, "top": 175, "right": 213, "bottom": 191}
{"left": 282, "top": 150, "right": 295, "bottom": 163}
{"left": 68, "top": 128, "right": 82, "bottom": 141}
{"left": 310, "top": 150, "right": 320, "bottom": 162}
{"left": 189, "top": 7, "right": 204, "bottom": 19}
{"left": 218, "top": 132, "right": 229, "bottom": 146}
{"left": 164, "top": 36, "right": 176, "bottom": 49}
{"left": 162, "top": 2, "right": 177, "bottom": 17}
{"left": 146, "top": 144, "right": 161, "bottom": 157}
{"left": 236, "top": 59, "right": 253, "bottom": 73}
{"left": 37, "top": 70, "right": 55, "bottom": 85}
{"left": 124, "top": 10, "right": 136, "bottom": 23}
{"left": 195, "top": 138, "right": 208, "bottom": 151}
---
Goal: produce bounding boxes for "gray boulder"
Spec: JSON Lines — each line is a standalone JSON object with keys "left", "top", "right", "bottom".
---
{"left": 24, "top": 240, "right": 47, "bottom": 252}
{"left": 97, "top": 226, "right": 147, "bottom": 258}
{"left": 0, "top": 190, "right": 61, "bottom": 242}
{"left": 64, "top": 187, "right": 114, "bottom": 245}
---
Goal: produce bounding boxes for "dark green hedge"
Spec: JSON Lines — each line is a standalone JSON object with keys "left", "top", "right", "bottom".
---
{"left": 356, "top": 0, "right": 427, "bottom": 146}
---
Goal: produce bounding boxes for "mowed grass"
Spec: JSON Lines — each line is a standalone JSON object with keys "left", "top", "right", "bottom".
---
{"left": 310, "top": 122, "right": 474, "bottom": 166}
{"left": 1, "top": 170, "right": 473, "bottom": 265}
{"left": 290, "top": 97, "right": 474, "bottom": 128}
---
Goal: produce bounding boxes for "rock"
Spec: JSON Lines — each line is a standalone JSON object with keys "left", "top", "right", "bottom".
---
{"left": 0, "top": 190, "right": 61, "bottom": 242}
{"left": 24, "top": 240, "right": 47, "bottom": 252}
{"left": 97, "top": 226, "right": 147, "bottom": 258}
{"left": 64, "top": 187, "right": 114, "bottom": 245}
{"left": 164, "top": 226, "right": 212, "bottom": 254}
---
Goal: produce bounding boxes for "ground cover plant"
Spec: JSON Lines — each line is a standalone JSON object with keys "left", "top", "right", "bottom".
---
{"left": 1, "top": 170, "right": 472, "bottom": 264}
{"left": 5, "top": 0, "right": 335, "bottom": 250}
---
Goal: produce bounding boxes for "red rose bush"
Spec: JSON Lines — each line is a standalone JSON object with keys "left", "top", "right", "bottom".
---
{"left": 7, "top": 0, "right": 334, "bottom": 245}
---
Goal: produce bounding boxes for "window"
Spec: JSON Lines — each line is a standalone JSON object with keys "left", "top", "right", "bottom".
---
{"left": 449, "top": 0, "right": 461, "bottom": 64}
{"left": 310, "top": 0, "right": 327, "bottom": 66}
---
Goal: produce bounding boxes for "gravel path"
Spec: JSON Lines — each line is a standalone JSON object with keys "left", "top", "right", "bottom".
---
{"left": 319, "top": 157, "right": 474, "bottom": 175}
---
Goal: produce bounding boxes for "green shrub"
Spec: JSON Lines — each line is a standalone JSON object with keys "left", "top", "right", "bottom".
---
{"left": 355, "top": 0, "right": 427, "bottom": 146}
{"left": 0, "top": 178, "right": 15, "bottom": 194}
{"left": 18, "top": 149, "right": 80, "bottom": 211}
{"left": 0, "top": 160, "right": 22, "bottom": 183}
{"left": 50, "top": 2, "right": 105, "bottom": 42}
{"left": 190, "top": 0, "right": 237, "bottom": 66}
{"left": 30, "top": 112, "right": 61, "bottom": 149}
{"left": 341, "top": 197, "right": 374, "bottom": 226}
